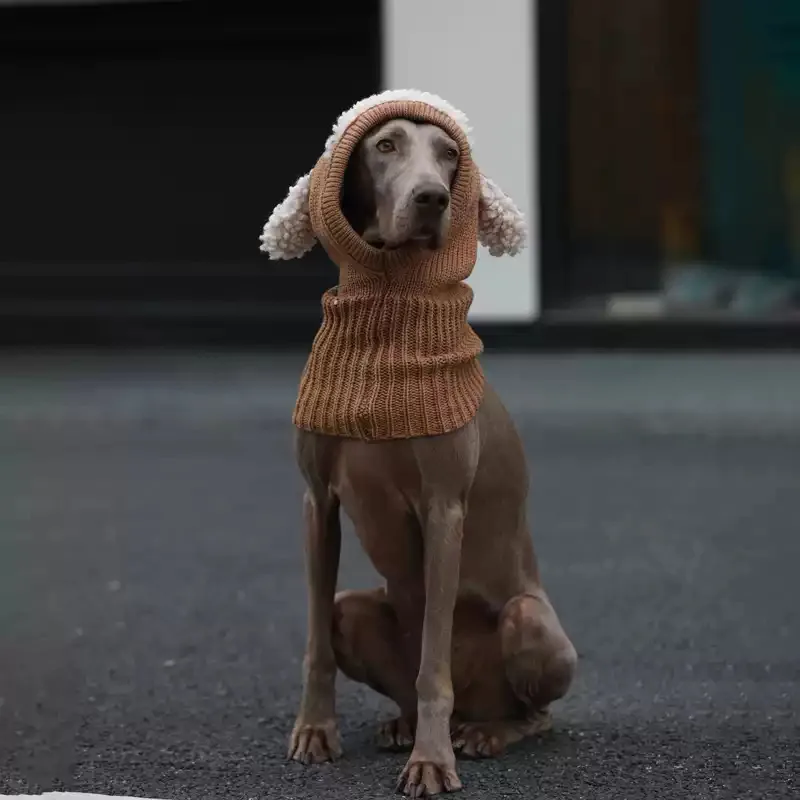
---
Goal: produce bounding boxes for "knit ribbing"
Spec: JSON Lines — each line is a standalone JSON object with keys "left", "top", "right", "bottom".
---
{"left": 292, "top": 99, "right": 486, "bottom": 440}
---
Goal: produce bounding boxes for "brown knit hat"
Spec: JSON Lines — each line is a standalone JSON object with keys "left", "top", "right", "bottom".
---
{"left": 259, "top": 90, "right": 528, "bottom": 440}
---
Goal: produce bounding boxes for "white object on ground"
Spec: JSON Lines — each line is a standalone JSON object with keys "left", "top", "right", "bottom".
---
{"left": 5, "top": 794, "right": 171, "bottom": 800}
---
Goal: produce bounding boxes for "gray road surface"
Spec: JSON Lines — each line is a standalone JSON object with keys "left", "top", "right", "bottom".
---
{"left": 1, "top": 351, "right": 798, "bottom": 799}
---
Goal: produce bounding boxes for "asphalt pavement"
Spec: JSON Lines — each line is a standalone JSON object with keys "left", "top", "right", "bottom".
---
{"left": 1, "top": 350, "right": 798, "bottom": 799}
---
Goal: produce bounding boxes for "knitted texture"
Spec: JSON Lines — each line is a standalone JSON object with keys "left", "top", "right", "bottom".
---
{"left": 292, "top": 99, "right": 486, "bottom": 440}
{"left": 260, "top": 89, "right": 528, "bottom": 263}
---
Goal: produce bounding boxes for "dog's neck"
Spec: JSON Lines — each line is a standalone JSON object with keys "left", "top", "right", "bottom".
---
{"left": 291, "top": 147, "right": 487, "bottom": 441}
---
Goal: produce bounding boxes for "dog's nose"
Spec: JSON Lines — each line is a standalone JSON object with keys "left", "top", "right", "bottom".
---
{"left": 413, "top": 184, "right": 450, "bottom": 212}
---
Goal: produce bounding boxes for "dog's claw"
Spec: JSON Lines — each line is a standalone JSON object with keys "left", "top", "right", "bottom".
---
{"left": 288, "top": 720, "right": 342, "bottom": 764}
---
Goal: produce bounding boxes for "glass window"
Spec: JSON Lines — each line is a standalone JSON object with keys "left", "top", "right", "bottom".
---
{"left": 560, "top": 0, "right": 800, "bottom": 319}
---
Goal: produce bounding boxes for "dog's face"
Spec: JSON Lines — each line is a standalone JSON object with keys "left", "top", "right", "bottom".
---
{"left": 341, "top": 118, "right": 460, "bottom": 251}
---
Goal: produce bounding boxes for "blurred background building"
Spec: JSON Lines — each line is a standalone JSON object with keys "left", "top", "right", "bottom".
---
{"left": 2, "top": 0, "right": 799, "bottom": 347}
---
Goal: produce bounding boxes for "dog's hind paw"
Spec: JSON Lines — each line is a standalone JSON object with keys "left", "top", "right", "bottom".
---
{"left": 451, "top": 712, "right": 552, "bottom": 759}
{"left": 377, "top": 716, "right": 415, "bottom": 751}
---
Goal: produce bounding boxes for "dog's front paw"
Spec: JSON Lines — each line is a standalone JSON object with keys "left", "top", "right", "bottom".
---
{"left": 288, "top": 718, "right": 342, "bottom": 764}
{"left": 396, "top": 750, "right": 462, "bottom": 797}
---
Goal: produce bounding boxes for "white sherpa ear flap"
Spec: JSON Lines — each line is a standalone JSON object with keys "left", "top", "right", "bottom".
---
{"left": 478, "top": 173, "right": 528, "bottom": 257}
{"left": 259, "top": 171, "right": 317, "bottom": 260}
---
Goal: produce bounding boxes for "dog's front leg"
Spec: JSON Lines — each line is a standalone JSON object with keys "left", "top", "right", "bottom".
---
{"left": 288, "top": 488, "right": 343, "bottom": 764}
{"left": 397, "top": 499, "right": 464, "bottom": 796}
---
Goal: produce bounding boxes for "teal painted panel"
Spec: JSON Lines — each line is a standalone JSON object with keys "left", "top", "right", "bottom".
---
{"left": 702, "top": 0, "right": 800, "bottom": 277}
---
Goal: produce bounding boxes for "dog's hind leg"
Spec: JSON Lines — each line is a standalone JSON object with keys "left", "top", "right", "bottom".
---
{"left": 451, "top": 591, "right": 577, "bottom": 758}
{"left": 332, "top": 587, "right": 419, "bottom": 751}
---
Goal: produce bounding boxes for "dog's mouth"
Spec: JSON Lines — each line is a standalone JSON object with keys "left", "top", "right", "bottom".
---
{"left": 361, "top": 217, "right": 447, "bottom": 252}
{"left": 412, "top": 224, "right": 437, "bottom": 240}
{"left": 411, "top": 225, "right": 445, "bottom": 250}
{"left": 362, "top": 227, "right": 387, "bottom": 249}
{"left": 362, "top": 229, "right": 442, "bottom": 252}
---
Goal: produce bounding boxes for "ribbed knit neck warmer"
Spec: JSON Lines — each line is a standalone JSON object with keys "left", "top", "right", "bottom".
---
{"left": 260, "top": 90, "right": 527, "bottom": 440}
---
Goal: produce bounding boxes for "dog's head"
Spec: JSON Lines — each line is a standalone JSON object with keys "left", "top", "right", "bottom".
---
{"left": 341, "top": 118, "right": 459, "bottom": 251}
{"left": 259, "top": 90, "right": 527, "bottom": 261}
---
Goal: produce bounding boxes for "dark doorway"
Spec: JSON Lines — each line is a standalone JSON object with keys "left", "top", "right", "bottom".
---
{"left": 1, "top": 0, "right": 380, "bottom": 342}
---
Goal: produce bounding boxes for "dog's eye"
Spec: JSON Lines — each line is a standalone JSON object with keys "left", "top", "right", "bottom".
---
{"left": 445, "top": 147, "right": 459, "bottom": 160}
{"left": 376, "top": 139, "right": 395, "bottom": 153}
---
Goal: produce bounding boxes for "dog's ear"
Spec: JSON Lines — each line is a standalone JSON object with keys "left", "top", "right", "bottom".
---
{"left": 477, "top": 173, "right": 528, "bottom": 257}
{"left": 259, "top": 171, "right": 317, "bottom": 260}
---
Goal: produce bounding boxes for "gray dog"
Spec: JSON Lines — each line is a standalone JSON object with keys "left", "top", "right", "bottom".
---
{"left": 261, "top": 90, "right": 577, "bottom": 797}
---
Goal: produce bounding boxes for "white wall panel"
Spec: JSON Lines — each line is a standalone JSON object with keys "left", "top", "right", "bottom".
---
{"left": 383, "top": 0, "right": 539, "bottom": 322}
